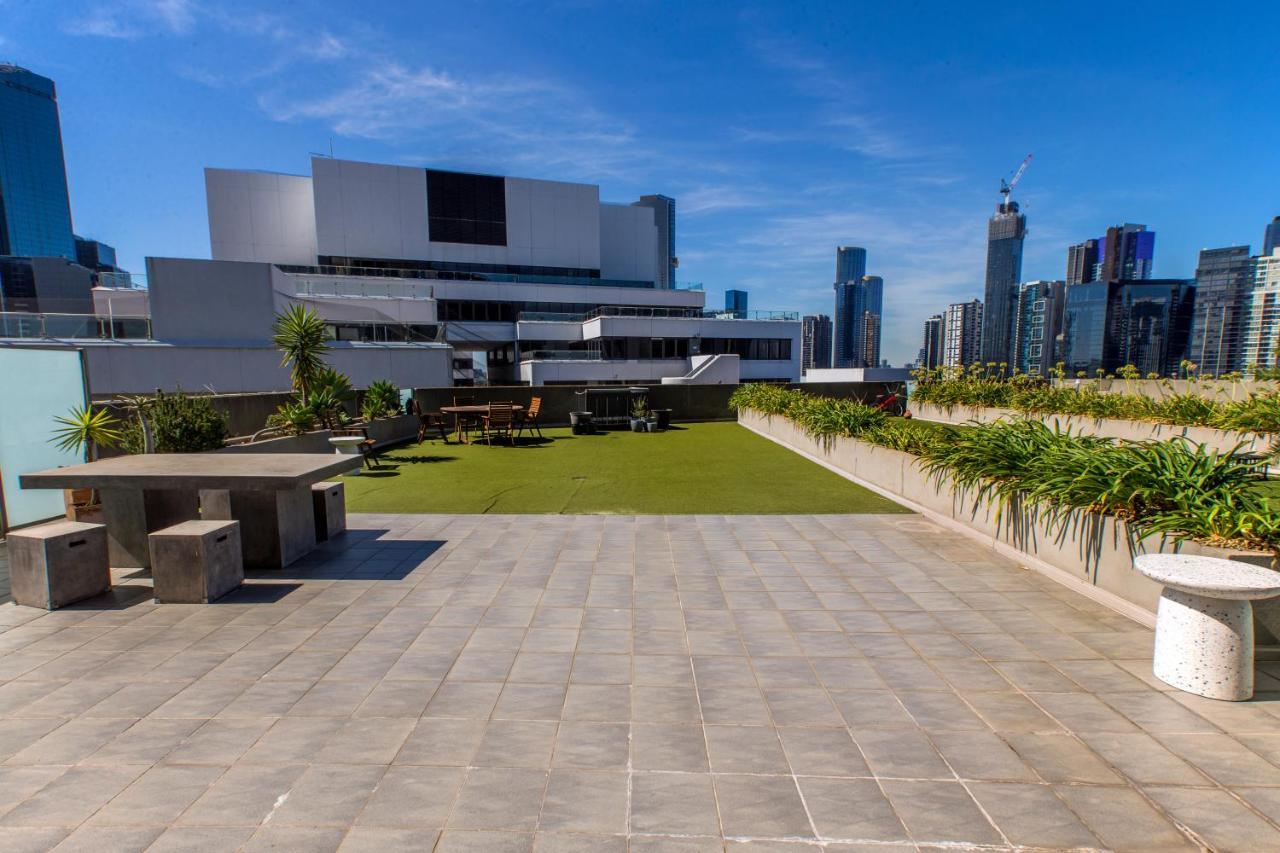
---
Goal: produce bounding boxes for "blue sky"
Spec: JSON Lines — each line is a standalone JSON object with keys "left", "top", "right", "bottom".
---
{"left": 5, "top": 0, "right": 1279, "bottom": 364}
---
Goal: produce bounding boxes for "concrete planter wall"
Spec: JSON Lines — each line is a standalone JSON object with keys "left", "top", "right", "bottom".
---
{"left": 221, "top": 414, "right": 418, "bottom": 455}
{"left": 908, "top": 401, "right": 1272, "bottom": 456}
{"left": 739, "top": 408, "right": 1274, "bottom": 627}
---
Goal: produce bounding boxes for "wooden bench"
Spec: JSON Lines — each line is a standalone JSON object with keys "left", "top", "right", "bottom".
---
{"left": 7, "top": 520, "right": 109, "bottom": 609}
{"left": 148, "top": 520, "right": 243, "bottom": 604}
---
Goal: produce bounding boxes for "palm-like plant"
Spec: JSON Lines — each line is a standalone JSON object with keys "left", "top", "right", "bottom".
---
{"left": 51, "top": 405, "right": 122, "bottom": 461}
{"left": 272, "top": 306, "right": 330, "bottom": 405}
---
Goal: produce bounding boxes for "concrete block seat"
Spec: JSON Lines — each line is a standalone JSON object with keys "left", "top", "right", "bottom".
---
{"left": 311, "top": 481, "right": 346, "bottom": 541}
{"left": 1135, "top": 553, "right": 1280, "bottom": 701}
{"left": 148, "top": 520, "right": 243, "bottom": 604}
{"left": 7, "top": 520, "right": 110, "bottom": 609}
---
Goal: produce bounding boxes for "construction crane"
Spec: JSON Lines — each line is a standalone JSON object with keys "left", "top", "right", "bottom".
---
{"left": 999, "top": 154, "right": 1033, "bottom": 201}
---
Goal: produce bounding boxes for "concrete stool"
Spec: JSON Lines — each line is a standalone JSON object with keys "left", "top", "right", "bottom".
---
{"left": 7, "top": 520, "right": 109, "bottom": 609}
{"left": 311, "top": 481, "right": 346, "bottom": 542}
{"left": 148, "top": 520, "right": 243, "bottom": 604}
{"left": 1135, "top": 553, "right": 1280, "bottom": 701}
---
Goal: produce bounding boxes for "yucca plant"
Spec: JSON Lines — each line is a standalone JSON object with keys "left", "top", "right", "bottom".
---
{"left": 51, "top": 405, "right": 122, "bottom": 461}
{"left": 272, "top": 306, "right": 331, "bottom": 405}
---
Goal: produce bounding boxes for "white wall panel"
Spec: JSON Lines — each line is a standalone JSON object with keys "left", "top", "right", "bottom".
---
{"left": 206, "top": 168, "right": 317, "bottom": 265}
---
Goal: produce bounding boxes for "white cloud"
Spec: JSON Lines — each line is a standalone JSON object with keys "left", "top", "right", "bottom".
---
{"left": 67, "top": 0, "right": 198, "bottom": 38}
{"left": 679, "top": 185, "right": 769, "bottom": 216}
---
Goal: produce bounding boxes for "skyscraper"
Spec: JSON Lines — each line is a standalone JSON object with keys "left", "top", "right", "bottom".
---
{"left": 1242, "top": 250, "right": 1280, "bottom": 372}
{"left": 1190, "top": 246, "right": 1254, "bottom": 376}
{"left": 802, "top": 314, "right": 833, "bottom": 372}
{"left": 859, "top": 311, "right": 881, "bottom": 368}
{"left": 1096, "top": 224, "right": 1155, "bottom": 281}
{"left": 919, "top": 314, "right": 944, "bottom": 370}
{"left": 1059, "top": 279, "right": 1194, "bottom": 377}
{"left": 633, "top": 194, "right": 676, "bottom": 288}
{"left": 1013, "top": 280, "right": 1065, "bottom": 377}
{"left": 835, "top": 246, "right": 867, "bottom": 283}
{"left": 1264, "top": 216, "right": 1280, "bottom": 257}
{"left": 0, "top": 65, "right": 77, "bottom": 259}
{"left": 833, "top": 247, "right": 875, "bottom": 367}
{"left": 724, "top": 289, "right": 748, "bottom": 317}
{"left": 1066, "top": 239, "right": 1099, "bottom": 286}
{"left": 980, "top": 200, "right": 1026, "bottom": 367}
{"left": 944, "top": 300, "right": 984, "bottom": 367}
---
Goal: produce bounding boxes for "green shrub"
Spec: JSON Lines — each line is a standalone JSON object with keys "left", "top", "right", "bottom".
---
{"left": 121, "top": 390, "right": 229, "bottom": 453}
{"left": 267, "top": 400, "right": 317, "bottom": 436}
{"left": 362, "top": 379, "right": 402, "bottom": 421}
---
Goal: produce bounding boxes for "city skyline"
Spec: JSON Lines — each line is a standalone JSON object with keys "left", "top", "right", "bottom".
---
{"left": 4, "top": 2, "right": 1279, "bottom": 364}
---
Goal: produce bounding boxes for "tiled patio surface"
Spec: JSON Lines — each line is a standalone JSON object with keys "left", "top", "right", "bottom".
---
{"left": 3, "top": 514, "right": 1280, "bottom": 851}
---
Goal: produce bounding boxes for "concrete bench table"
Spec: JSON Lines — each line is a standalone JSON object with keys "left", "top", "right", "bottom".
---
{"left": 7, "top": 520, "right": 109, "bottom": 609}
{"left": 149, "top": 520, "right": 244, "bottom": 603}
{"left": 20, "top": 453, "right": 361, "bottom": 570}
{"left": 1135, "top": 553, "right": 1280, "bottom": 701}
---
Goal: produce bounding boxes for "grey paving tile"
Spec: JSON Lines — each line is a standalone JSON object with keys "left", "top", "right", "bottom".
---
{"left": 1145, "top": 785, "right": 1280, "bottom": 850}
{"left": 705, "top": 723, "right": 789, "bottom": 773}
{"left": 796, "top": 776, "right": 907, "bottom": 842}
{"left": 630, "top": 771, "right": 720, "bottom": 836}
{"left": 355, "top": 765, "right": 463, "bottom": 828}
{"left": 472, "top": 720, "right": 558, "bottom": 768}
{"left": 338, "top": 827, "right": 440, "bottom": 852}
{"left": 1, "top": 765, "right": 146, "bottom": 827}
{"left": 435, "top": 830, "right": 533, "bottom": 852}
{"left": 448, "top": 767, "right": 546, "bottom": 830}
{"left": 776, "top": 726, "right": 869, "bottom": 777}
{"left": 538, "top": 769, "right": 628, "bottom": 833}
{"left": 630, "top": 722, "right": 708, "bottom": 771}
{"left": 269, "top": 764, "right": 386, "bottom": 828}
{"left": 1055, "top": 785, "right": 1197, "bottom": 851}
{"left": 88, "top": 764, "right": 224, "bottom": 826}
{"left": 551, "top": 721, "right": 629, "bottom": 769}
{"left": 879, "top": 779, "right": 1002, "bottom": 846}
{"left": 395, "top": 717, "right": 485, "bottom": 766}
{"left": 714, "top": 773, "right": 814, "bottom": 839}
{"left": 140, "top": 825, "right": 256, "bottom": 853}
{"left": 178, "top": 763, "right": 306, "bottom": 826}
{"left": 241, "top": 826, "right": 347, "bottom": 852}
{"left": 966, "top": 781, "right": 1100, "bottom": 848}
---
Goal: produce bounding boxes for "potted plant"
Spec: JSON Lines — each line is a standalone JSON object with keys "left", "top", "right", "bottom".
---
{"left": 630, "top": 397, "right": 648, "bottom": 432}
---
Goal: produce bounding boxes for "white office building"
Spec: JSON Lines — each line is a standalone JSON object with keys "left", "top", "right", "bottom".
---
{"left": 196, "top": 157, "right": 799, "bottom": 385}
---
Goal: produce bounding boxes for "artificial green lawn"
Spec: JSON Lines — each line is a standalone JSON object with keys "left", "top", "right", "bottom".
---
{"left": 341, "top": 421, "right": 909, "bottom": 515}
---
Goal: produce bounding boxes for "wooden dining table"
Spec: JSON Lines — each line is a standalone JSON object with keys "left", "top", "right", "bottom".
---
{"left": 440, "top": 404, "right": 523, "bottom": 444}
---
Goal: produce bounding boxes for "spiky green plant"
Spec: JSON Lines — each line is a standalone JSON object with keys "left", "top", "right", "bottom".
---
{"left": 51, "top": 405, "right": 122, "bottom": 461}
{"left": 272, "top": 306, "right": 331, "bottom": 405}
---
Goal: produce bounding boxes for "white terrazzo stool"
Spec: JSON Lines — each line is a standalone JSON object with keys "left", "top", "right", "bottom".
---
{"left": 1134, "top": 553, "right": 1280, "bottom": 701}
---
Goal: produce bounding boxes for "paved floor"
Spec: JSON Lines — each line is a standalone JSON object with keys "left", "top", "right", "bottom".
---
{"left": 2, "top": 515, "right": 1280, "bottom": 851}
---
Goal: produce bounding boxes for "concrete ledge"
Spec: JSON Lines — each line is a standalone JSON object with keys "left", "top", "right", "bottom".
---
{"left": 739, "top": 409, "right": 1274, "bottom": 629}
{"left": 908, "top": 401, "right": 1272, "bottom": 456}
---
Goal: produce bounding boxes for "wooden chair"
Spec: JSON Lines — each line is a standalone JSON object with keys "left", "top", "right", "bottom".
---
{"left": 453, "top": 395, "right": 481, "bottom": 443}
{"left": 481, "top": 402, "right": 515, "bottom": 445}
{"left": 332, "top": 427, "right": 380, "bottom": 469}
{"left": 516, "top": 396, "right": 544, "bottom": 440}
{"left": 417, "top": 411, "right": 450, "bottom": 444}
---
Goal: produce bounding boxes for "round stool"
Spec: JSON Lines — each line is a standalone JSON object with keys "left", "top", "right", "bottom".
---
{"left": 1134, "top": 554, "right": 1280, "bottom": 701}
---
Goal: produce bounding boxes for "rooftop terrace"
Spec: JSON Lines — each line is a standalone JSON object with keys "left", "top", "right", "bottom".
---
{"left": 2, "top": 512, "right": 1280, "bottom": 850}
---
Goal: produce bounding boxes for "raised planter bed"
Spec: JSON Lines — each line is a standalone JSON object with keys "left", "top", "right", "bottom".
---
{"left": 221, "top": 414, "right": 418, "bottom": 455}
{"left": 739, "top": 408, "right": 1275, "bottom": 629}
{"left": 907, "top": 401, "right": 1273, "bottom": 456}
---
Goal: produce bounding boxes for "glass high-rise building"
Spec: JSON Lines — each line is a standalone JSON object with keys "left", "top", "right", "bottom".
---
{"left": 1059, "top": 279, "right": 1194, "bottom": 377}
{"left": 919, "top": 314, "right": 944, "bottom": 370}
{"left": 1264, "top": 216, "right": 1280, "bottom": 258}
{"left": 1095, "top": 224, "right": 1155, "bottom": 281}
{"left": 1243, "top": 252, "right": 1280, "bottom": 372}
{"left": 724, "top": 289, "right": 748, "bottom": 317}
{"left": 980, "top": 201, "right": 1026, "bottom": 367}
{"left": 0, "top": 65, "right": 77, "bottom": 260}
{"left": 1013, "top": 280, "right": 1065, "bottom": 377}
{"left": 833, "top": 247, "right": 871, "bottom": 368}
{"left": 802, "top": 314, "right": 833, "bottom": 372}
{"left": 1190, "top": 246, "right": 1254, "bottom": 376}
{"left": 1066, "top": 239, "right": 1099, "bottom": 286}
